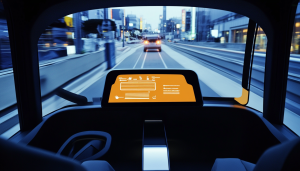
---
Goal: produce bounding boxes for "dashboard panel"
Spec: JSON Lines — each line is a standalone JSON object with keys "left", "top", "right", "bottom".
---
{"left": 109, "top": 74, "right": 196, "bottom": 103}
{"left": 102, "top": 69, "right": 203, "bottom": 107}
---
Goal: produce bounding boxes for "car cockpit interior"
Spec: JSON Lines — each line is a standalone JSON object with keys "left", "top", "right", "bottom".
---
{"left": 1, "top": 0, "right": 300, "bottom": 171}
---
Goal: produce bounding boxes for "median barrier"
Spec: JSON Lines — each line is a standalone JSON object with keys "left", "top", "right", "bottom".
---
{"left": 0, "top": 50, "right": 105, "bottom": 111}
{"left": 39, "top": 50, "right": 105, "bottom": 96}
{"left": 0, "top": 72, "right": 16, "bottom": 111}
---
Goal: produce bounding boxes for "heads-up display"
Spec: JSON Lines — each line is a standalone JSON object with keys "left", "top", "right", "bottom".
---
{"left": 101, "top": 70, "right": 203, "bottom": 107}
{"left": 109, "top": 74, "right": 196, "bottom": 103}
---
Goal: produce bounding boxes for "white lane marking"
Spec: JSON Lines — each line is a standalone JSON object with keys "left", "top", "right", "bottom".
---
{"left": 141, "top": 52, "right": 147, "bottom": 69}
{"left": 133, "top": 51, "right": 144, "bottom": 69}
{"left": 158, "top": 52, "right": 168, "bottom": 68}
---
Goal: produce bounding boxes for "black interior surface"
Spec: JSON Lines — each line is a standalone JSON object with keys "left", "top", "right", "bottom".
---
{"left": 2, "top": 0, "right": 297, "bottom": 130}
{"left": 20, "top": 106, "right": 281, "bottom": 171}
{"left": 2, "top": 0, "right": 300, "bottom": 170}
{"left": 0, "top": 137, "right": 86, "bottom": 171}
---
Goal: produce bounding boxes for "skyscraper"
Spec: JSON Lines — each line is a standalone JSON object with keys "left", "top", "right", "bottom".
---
{"left": 163, "top": 6, "right": 166, "bottom": 33}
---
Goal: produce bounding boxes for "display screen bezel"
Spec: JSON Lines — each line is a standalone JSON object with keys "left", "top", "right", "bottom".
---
{"left": 101, "top": 69, "right": 203, "bottom": 107}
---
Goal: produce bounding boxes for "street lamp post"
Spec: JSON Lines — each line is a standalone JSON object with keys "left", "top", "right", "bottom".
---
{"left": 122, "top": 12, "right": 125, "bottom": 47}
{"left": 74, "top": 12, "right": 82, "bottom": 54}
{"left": 172, "top": 22, "right": 174, "bottom": 39}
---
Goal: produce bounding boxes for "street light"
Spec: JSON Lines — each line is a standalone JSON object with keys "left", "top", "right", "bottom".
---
{"left": 122, "top": 12, "right": 125, "bottom": 47}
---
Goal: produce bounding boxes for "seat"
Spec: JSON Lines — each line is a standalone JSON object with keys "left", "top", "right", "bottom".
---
{"left": 0, "top": 137, "right": 115, "bottom": 171}
{"left": 211, "top": 158, "right": 255, "bottom": 171}
{"left": 81, "top": 161, "right": 115, "bottom": 171}
{"left": 211, "top": 138, "right": 300, "bottom": 171}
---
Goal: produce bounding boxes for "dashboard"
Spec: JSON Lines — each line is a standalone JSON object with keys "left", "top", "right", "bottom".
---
{"left": 109, "top": 74, "right": 196, "bottom": 103}
{"left": 102, "top": 69, "right": 203, "bottom": 107}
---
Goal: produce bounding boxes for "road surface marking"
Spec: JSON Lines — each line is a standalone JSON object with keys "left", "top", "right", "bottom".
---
{"left": 158, "top": 52, "right": 167, "bottom": 68}
{"left": 133, "top": 51, "right": 144, "bottom": 68}
{"left": 141, "top": 52, "right": 148, "bottom": 68}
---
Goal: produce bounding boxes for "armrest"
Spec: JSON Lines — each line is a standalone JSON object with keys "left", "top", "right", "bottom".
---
{"left": 57, "top": 131, "right": 111, "bottom": 162}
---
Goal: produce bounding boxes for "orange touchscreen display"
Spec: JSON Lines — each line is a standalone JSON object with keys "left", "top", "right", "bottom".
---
{"left": 108, "top": 74, "right": 196, "bottom": 103}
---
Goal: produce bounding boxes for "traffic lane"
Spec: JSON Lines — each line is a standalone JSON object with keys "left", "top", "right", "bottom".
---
{"left": 142, "top": 50, "right": 165, "bottom": 68}
{"left": 168, "top": 44, "right": 266, "bottom": 97}
{"left": 134, "top": 48, "right": 187, "bottom": 69}
{"left": 80, "top": 47, "right": 145, "bottom": 101}
{"left": 167, "top": 43, "right": 265, "bottom": 87}
{"left": 80, "top": 45, "right": 220, "bottom": 100}
{"left": 169, "top": 44, "right": 267, "bottom": 97}
{"left": 193, "top": 47, "right": 266, "bottom": 67}
{"left": 114, "top": 47, "right": 144, "bottom": 69}
{"left": 143, "top": 49, "right": 219, "bottom": 96}
{"left": 177, "top": 44, "right": 266, "bottom": 91}
{"left": 173, "top": 43, "right": 245, "bottom": 60}
{"left": 80, "top": 48, "right": 155, "bottom": 101}
{"left": 159, "top": 50, "right": 184, "bottom": 68}
{"left": 202, "top": 48, "right": 266, "bottom": 66}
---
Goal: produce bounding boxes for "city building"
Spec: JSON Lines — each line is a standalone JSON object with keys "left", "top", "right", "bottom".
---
{"left": 195, "top": 8, "right": 210, "bottom": 41}
{"left": 209, "top": 9, "right": 250, "bottom": 43}
{"left": 163, "top": 6, "right": 166, "bottom": 33}
{"left": 166, "top": 18, "right": 181, "bottom": 33}
{"left": 181, "top": 9, "right": 186, "bottom": 33}
{"left": 181, "top": 9, "right": 194, "bottom": 40}
{"left": 165, "top": 18, "right": 181, "bottom": 39}
{"left": 291, "top": 6, "right": 300, "bottom": 53}
{"left": 185, "top": 10, "right": 191, "bottom": 32}
{"left": 110, "top": 9, "right": 125, "bottom": 39}
{"left": 126, "top": 14, "right": 140, "bottom": 30}
{"left": 87, "top": 9, "right": 105, "bottom": 19}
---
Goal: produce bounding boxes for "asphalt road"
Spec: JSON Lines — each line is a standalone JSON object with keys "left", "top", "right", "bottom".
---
{"left": 79, "top": 45, "right": 219, "bottom": 102}
{"left": 1, "top": 42, "right": 300, "bottom": 138}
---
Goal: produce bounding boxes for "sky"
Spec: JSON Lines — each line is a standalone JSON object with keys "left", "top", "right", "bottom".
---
{"left": 110, "top": 6, "right": 193, "bottom": 30}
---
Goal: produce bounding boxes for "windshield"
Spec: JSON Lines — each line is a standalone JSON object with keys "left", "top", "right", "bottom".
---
{"left": 34, "top": 6, "right": 268, "bottom": 116}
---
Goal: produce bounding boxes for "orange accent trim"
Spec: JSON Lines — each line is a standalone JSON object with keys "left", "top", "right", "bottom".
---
{"left": 110, "top": 9, "right": 113, "bottom": 19}
{"left": 234, "top": 88, "right": 249, "bottom": 105}
{"left": 231, "top": 105, "right": 246, "bottom": 109}
{"left": 124, "top": 9, "right": 125, "bottom": 26}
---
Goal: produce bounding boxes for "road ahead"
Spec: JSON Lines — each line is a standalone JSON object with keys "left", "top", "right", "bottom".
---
{"left": 1, "top": 42, "right": 300, "bottom": 138}
{"left": 79, "top": 44, "right": 220, "bottom": 103}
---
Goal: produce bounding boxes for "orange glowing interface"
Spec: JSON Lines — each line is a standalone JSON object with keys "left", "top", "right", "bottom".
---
{"left": 109, "top": 74, "right": 196, "bottom": 103}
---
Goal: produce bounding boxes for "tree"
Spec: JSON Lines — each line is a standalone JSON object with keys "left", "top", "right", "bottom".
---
{"left": 130, "top": 28, "right": 140, "bottom": 38}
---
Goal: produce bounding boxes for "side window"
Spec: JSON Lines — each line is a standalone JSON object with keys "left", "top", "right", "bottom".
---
{"left": 284, "top": 1, "right": 300, "bottom": 136}
{"left": 246, "top": 26, "right": 267, "bottom": 112}
{"left": 39, "top": 10, "right": 111, "bottom": 116}
{"left": 0, "top": 2, "right": 20, "bottom": 139}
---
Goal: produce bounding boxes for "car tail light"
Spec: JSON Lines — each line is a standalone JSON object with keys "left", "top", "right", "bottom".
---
{"left": 144, "top": 41, "right": 149, "bottom": 44}
{"left": 156, "top": 40, "right": 161, "bottom": 44}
